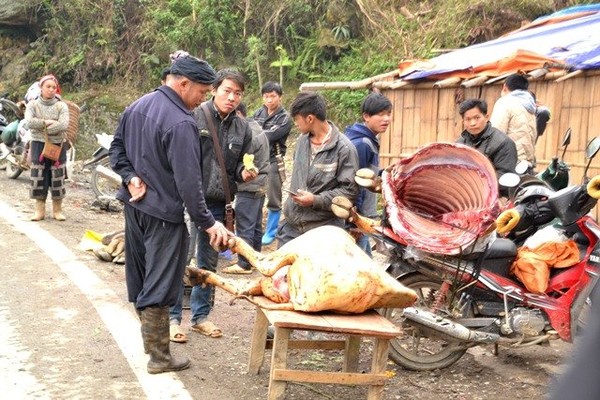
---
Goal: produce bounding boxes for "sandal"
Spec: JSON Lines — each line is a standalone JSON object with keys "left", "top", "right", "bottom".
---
{"left": 191, "top": 320, "right": 223, "bottom": 338}
{"left": 169, "top": 325, "right": 188, "bottom": 343}
{"left": 222, "top": 264, "right": 252, "bottom": 275}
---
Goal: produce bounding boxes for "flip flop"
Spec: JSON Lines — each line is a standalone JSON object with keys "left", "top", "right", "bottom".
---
{"left": 191, "top": 320, "right": 223, "bottom": 338}
{"left": 169, "top": 325, "right": 188, "bottom": 343}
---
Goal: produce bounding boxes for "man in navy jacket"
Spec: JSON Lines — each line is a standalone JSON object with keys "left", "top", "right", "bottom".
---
{"left": 109, "top": 55, "right": 229, "bottom": 374}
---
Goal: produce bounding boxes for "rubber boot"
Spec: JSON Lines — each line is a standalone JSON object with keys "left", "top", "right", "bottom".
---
{"left": 134, "top": 308, "right": 149, "bottom": 354}
{"left": 141, "top": 306, "right": 190, "bottom": 374}
{"left": 31, "top": 199, "right": 46, "bottom": 221}
{"left": 52, "top": 199, "right": 66, "bottom": 221}
{"left": 261, "top": 210, "right": 280, "bottom": 245}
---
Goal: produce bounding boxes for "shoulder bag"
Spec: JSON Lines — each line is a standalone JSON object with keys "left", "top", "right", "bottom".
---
{"left": 200, "top": 103, "right": 235, "bottom": 232}
{"left": 41, "top": 125, "right": 63, "bottom": 162}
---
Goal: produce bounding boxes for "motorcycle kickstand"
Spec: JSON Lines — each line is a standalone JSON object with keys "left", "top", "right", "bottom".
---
{"left": 492, "top": 343, "right": 499, "bottom": 356}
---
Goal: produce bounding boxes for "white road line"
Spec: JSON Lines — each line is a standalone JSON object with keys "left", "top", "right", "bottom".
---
{"left": 0, "top": 199, "right": 192, "bottom": 400}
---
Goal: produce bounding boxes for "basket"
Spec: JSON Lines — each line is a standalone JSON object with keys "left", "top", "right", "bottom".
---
{"left": 63, "top": 100, "right": 80, "bottom": 144}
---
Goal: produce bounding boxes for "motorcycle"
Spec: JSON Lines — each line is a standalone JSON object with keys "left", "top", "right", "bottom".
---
{"left": 0, "top": 94, "right": 24, "bottom": 176}
{"left": 83, "top": 132, "right": 121, "bottom": 199}
{"left": 374, "top": 137, "right": 600, "bottom": 371}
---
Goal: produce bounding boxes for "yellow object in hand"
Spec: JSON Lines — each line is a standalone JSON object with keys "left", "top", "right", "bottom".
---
{"left": 243, "top": 153, "right": 257, "bottom": 172}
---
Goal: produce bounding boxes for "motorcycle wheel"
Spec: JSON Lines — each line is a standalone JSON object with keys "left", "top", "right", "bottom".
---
{"left": 91, "top": 159, "right": 120, "bottom": 199}
{"left": 384, "top": 273, "right": 469, "bottom": 371}
{"left": 5, "top": 161, "right": 23, "bottom": 179}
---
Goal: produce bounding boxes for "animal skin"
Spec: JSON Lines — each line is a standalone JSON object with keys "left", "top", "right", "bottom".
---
{"left": 184, "top": 225, "right": 417, "bottom": 313}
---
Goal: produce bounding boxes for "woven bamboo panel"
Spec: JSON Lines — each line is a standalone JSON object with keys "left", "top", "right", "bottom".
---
{"left": 380, "top": 74, "right": 600, "bottom": 220}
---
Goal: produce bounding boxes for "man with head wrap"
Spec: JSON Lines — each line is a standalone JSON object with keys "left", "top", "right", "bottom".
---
{"left": 109, "top": 54, "right": 230, "bottom": 374}
{"left": 169, "top": 68, "right": 256, "bottom": 339}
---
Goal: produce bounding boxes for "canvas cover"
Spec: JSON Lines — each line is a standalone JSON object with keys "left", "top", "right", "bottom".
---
{"left": 398, "top": 5, "right": 600, "bottom": 82}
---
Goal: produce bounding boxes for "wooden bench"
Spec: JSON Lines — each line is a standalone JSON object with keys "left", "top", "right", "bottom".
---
{"left": 248, "top": 296, "right": 401, "bottom": 400}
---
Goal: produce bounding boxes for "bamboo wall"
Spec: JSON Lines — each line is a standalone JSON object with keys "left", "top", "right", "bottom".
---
{"left": 378, "top": 73, "right": 600, "bottom": 219}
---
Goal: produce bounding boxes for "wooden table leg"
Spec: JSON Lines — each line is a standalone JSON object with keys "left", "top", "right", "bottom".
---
{"left": 268, "top": 327, "right": 291, "bottom": 400}
{"left": 344, "top": 335, "right": 360, "bottom": 372}
{"left": 248, "top": 307, "right": 269, "bottom": 375}
{"left": 367, "top": 338, "right": 389, "bottom": 400}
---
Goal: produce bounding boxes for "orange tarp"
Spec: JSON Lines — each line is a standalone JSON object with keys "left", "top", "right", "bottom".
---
{"left": 396, "top": 50, "right": 562, "bottom": 82}
{"left": 510, "top": 240, "right": 580, "bottom": 294}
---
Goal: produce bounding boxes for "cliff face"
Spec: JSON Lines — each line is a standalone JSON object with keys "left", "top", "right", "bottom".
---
{"left": 0, "top": 1, "right": 40, "bottom": 27}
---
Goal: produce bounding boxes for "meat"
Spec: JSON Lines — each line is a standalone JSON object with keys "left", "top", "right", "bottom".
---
{"left": 381, "top": 143, "right": 499, "bottom": 254}
{"left": 184, "top": 225, "right": 417, "bottom": 313}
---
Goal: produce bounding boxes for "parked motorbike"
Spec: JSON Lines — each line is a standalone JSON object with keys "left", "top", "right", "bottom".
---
{"left": 83, "top": 133, "right": 121, "bottom": 199}
{"left": 0, "top": 94, "right": 24, "bottom": 176}
{"left": 374, "top": 137, "right": 600, "bottom": 371}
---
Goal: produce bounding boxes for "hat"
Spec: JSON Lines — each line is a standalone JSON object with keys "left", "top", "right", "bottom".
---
{"left": 39, "top": 74, "right": 61, "bottom": 95}
{"left": 170, "top": 56, "right": 216, "bottom": 85}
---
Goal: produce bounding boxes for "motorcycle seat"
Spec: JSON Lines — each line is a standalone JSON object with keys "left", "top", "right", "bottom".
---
{"left": 486, "top": 238, "right": 518, "bottom": 259}
{"left": 480, "top": 238, "right": 517, "bottom": 277}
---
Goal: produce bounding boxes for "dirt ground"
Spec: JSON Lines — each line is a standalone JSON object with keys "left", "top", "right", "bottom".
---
{"left": 0, "top": 160, "right": 572, "bottom": 400}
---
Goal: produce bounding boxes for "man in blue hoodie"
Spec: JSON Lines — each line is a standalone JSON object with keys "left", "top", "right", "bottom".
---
{"left": 345, "top": 92, "right": 392, "bottom": 256}
{"left": 490, "top": 73, "right": 537, "bottom": 172}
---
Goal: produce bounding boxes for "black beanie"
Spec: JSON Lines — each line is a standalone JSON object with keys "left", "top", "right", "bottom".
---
{"left": 170, "top": 56, "right": 216, "bottom": 85}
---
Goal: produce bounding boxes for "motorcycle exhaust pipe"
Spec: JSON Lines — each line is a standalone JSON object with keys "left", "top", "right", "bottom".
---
{"left": 402, "top": 307, "right": 499, "bottom": 344}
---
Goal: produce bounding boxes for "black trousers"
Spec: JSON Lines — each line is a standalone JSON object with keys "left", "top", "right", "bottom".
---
{"left": 123, "top": 204, "right": 189, "bottom": 310}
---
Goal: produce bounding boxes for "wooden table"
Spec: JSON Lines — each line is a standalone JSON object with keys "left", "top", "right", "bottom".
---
{"left": 248, "top": 297, "right": 401, "bottom": 400}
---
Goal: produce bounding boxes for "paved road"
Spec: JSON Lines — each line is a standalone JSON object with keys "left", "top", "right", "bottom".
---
{"left": 0, "top": 199, "right": 193, "bottom": 399}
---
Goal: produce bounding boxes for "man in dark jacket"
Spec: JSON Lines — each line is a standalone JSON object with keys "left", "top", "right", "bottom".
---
{"left": 169, "top": 68, "right": 255, "bottom": 339}
{"left": 345, "top": 92, "right": 392, "bottom": 256}
{"left": 109, "top": 55, "right": 229, "bottom": 373}
{"left": 251, "top": 81, "right": 292, "bottom": 245}
{"left": 456, "top": 99, "right": 518, "bottom": 196}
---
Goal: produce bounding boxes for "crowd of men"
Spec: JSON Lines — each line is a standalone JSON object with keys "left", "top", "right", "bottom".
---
{"left": 108, "top": 52, "right": 544, "bottom": 374}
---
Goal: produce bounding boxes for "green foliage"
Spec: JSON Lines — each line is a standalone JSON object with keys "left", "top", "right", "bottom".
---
{"left": 5, "top": 0, "right": 595, "bottom": 139}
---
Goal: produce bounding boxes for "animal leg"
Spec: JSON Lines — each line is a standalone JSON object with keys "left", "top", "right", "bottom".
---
{"left": 331, "top": 196, "right": 379, "bottom": 234}
{"left": 184, "top": 266, "right": 259, "bottom": 296}
{"left": 228, "top": 237, "right": 297, "bottom": 276}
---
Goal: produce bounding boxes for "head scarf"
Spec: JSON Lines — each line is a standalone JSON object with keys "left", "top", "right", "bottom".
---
{"left": 39, "top": 74, "right": 61, "bottom": 95}
{"left": 169, "top": 56, "right": 216, "bottom": 85}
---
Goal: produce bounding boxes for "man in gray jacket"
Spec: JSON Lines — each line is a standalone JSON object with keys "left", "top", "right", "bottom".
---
{"left": 278, "top": 91, "right": 359, "bottom": 246}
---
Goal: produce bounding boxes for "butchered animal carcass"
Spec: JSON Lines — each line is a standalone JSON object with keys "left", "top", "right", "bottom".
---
{"left": 335, "top": 143, "right": 501, "bottom": 256}
{"left": 185, "top": 225, "right": 417, "bottom": 313}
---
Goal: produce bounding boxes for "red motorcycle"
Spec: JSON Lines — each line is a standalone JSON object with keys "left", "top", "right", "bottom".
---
{"left": 343, "top": 139, "right": 600, "bottom": 371}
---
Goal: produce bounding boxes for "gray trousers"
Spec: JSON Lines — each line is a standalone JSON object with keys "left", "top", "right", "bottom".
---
{"left": 265, "top": 161, "right": 283, "bottom": 211}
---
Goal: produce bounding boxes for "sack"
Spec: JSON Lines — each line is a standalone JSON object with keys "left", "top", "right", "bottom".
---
{"left": 42, "top": 140, "right": 63, "bottom": 161}
{"left": 224, "top": 203, "right": 235, "bottom": 232}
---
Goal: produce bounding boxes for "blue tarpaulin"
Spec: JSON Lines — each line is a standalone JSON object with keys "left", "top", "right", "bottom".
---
{"left": 401, "top": 5, "right": 600, "bottom": 81}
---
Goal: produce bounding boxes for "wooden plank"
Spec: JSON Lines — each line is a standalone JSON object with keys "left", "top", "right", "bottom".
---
{"left": 268, "top": 327, "right": 291, "bottom": 400}
{"left": 344, "top": 336, "right": 361, "bottom": 372}
{"left": 248, "top": 307, "right": 269, "bottom": 374}
{"left": 272, "top": 369, "right": 387, "bottom": 386}
{"left": 368, "top": 339, "right": 391, "bottom": 400}
{"left": 320, "top": 313, "right": 401, "bottom": 337}
{"left": 265, "top": 339, "right": 346, "bottom": 350}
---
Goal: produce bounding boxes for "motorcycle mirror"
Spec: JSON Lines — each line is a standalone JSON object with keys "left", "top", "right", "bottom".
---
{"left": 585, "top": 137, "right": 600, "bottom": 160}
{"left": 498, "top": 173, "right": 520, "bottom": 188}
{"left": 514, "top": 160, "right": 530, "bottom": 175}
{"left": 582, "top": 137, "right": 600, "bottom": 182}
{"left": 560, "top": 128, "right": 572, "bottom": 160}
